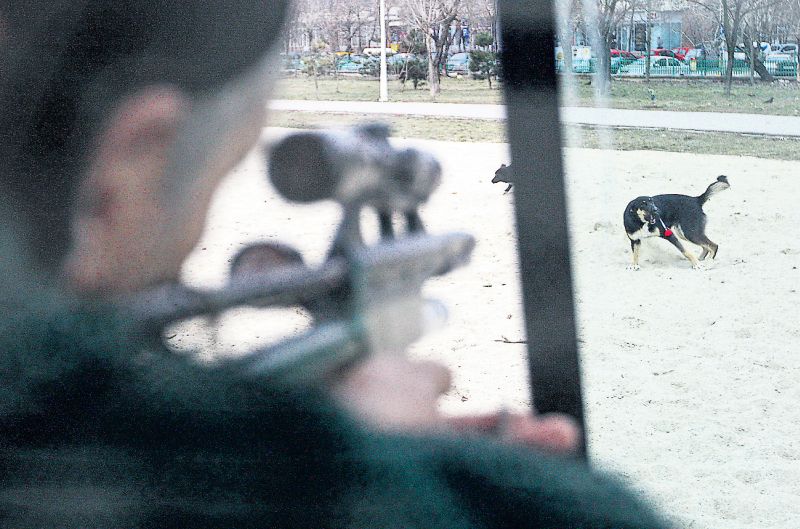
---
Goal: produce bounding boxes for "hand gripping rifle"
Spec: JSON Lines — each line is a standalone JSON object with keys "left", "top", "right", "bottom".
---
{"left": 126, "top": 124, "right": 475, "bottom": 385}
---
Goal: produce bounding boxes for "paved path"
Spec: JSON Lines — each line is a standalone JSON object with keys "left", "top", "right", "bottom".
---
{"left": 269, "top": 99, "right": 800, "bottom": 137}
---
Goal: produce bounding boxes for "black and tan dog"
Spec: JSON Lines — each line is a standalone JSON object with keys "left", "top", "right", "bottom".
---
{"left": 624, "top": 175, "right": 730, "bottom": 270}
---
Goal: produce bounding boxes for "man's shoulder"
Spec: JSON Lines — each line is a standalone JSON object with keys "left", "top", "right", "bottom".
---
{"left": 344, "top": 431, "right": 669, "bottom": 529}
{"left": 0, "top": 286, "right": 666, "bottom": 528}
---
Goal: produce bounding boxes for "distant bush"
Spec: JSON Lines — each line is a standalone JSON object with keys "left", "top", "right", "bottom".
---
{"left": 399, "top": 57, "right": 428, "bottom": 89}
{"left": 469, "top": 50, "right": 499, "bottom": 88}
{"left": 304, "top": 41, "right": 334, "bottom": 78}
{"left": 358, "top": 56, "right": 380, "bottom": 77}
{"left": 474, "top": 32, "right": 494, "bottom": 49}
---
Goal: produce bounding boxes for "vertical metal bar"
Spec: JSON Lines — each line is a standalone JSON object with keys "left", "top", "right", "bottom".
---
{"left": 498, "top": 0, "right": 588, "bottom": 458}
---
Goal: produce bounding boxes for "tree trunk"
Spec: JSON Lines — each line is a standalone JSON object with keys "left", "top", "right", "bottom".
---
{"left": 753, "top": 56, "right": 774, "bottom": 82}
{"left": 427, "top": 36, "right": 440, "bottom": 96}
{"left": 723, "top": 3, "right": 741, "bottom": 97}
{"left": 725, "top": 43, "right": 735, "bottom": 96}
{"left": 333, "top": 55, "right": 340, "bottom": 92}
{"left": 559, "top": 22, "right": 574, "bottom": 73}
{"left": 645, "top": 23, "right": 652, "bottom": 82}
{"left": 744, "top": 30, "right": 755, "bottom": 85}
{"left": 595, "top": 37, "right": 612, "bottom": 96}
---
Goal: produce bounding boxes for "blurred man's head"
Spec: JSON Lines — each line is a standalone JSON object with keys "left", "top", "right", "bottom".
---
{"left": 0, "top": 1, "right": 288, "bottom": 295}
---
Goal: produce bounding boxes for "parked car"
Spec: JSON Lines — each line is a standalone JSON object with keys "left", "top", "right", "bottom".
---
{"left": 280, "top": 53, "right": 305, "bottom": 73}
{"left": 619, "top": 56, "right": 690, "bottom": 76}
{"left": 387, "top": 53, "right": 414, "bottom": 65}
{"left": 362, "top": 47, "right": 395, "bottom": 57}
{"left": 386, "top": 53, "right": 417, "bottom": 75}
{"left": 610, "top": 49, "right": 637, "bottom": 58}
{"left": 671, "top": 47, "right": 691, "bottom": 61}
{"left": 336, "top": 55, "right": 372, "bottom": 74}
{"left": 610, "top": 49, "right": 638, "bottom": 73}
{"left": 684, "top": 48, "right": 709, "bottom": 61}
{"left": 651, "top": 48, "right": 680, "bottom": 60}
{"left": 446, "top": 52, "right": 470, "bottom": 76}
{"left": 719, "top": 45, "right": 748, "bottom": 63}
{"left": 768, "top": 43, "right": 798, "bottom": 56}
{"left": 765, "top": 53, "right": 798, "bottom": 77}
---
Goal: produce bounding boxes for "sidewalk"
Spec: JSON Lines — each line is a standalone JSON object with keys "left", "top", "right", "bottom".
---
{"left": 269, "top": 99, "right": 800, "bottom": 138}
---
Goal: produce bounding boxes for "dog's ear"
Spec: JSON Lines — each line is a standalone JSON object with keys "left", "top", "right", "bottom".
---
{"left": 500, "top": 163, "right": 506, "bottom": 168}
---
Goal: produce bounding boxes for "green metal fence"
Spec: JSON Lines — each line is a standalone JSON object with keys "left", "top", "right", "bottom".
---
{"left": 556, "top": 57, "right": 798, "bottom": 79}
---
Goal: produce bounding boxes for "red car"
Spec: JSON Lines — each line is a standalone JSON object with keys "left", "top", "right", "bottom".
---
{"left": 610, "top": 49, "right": 638, "bottom": 73}
{"left": 651, "top": 48, "right": 679, "bottom": 60}
{"left": 610, "top": 49, "right": 637, "bottom": 60}
{"left": 671, "top": 47, "right": 691, "bottom": 61}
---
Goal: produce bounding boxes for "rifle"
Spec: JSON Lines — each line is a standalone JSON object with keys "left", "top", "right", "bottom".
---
{"left": 127, "top": 1, "right": 588, "bottom": 454}
{"left": 126, "top": 124, "right": 475, "bottom": 385}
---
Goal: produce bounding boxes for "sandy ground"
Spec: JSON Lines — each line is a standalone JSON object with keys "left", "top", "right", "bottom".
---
{"left": 178, "top": 130, "right": 800, "bottom": 529}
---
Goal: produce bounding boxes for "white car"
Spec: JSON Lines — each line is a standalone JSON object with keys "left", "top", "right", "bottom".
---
{"left": 768, "top": 43, "right": 798, "bottom": 56}
{"left": 619, "top": 56, "right": 690, "bottom": 76}
{"left": 765, "top": 53, "right": 798, "bottom": 76}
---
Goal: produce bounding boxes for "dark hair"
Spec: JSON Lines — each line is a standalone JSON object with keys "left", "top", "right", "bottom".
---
{"left": 0, "top": 0, "right": 289, "bottom": 269}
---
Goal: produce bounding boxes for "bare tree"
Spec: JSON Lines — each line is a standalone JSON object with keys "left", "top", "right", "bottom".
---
{"left": 480, "top": 0, "right": 498, "bottom": 52}
{"left": 580, "top": 0, "right": 639, "bottom": 96}
{"left": 289, "top": 0, "right": 377, "bottom": 53}
{"left": 748, "top": 0, "right": 800, "bottom": 45}
{"left": 406, "top": 0, "right": 462, "bottom": 96}
{"left": 556, "top": 0, "right": 581, "bottom": 75}
{"left": 282, "top": 0, "right": 304, "bottom": 53}
{"left": 459, "top": 0, "right": 498, "bottom": 50}
{"left": 681, "top": 5, "right": 719, "bottom": 48}
{"left": 778, "top": 0, "right": 800, "bottom": 47}
{"left": 687, "top": 0, "right": 780, "bottom": 95}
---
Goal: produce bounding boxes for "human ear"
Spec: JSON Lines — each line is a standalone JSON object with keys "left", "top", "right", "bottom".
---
{"left": 64, "top": 87, "right": 188, "bottom": 294}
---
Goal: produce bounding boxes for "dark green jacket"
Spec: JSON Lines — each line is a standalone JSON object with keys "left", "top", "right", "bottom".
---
{"left": 0, "top": 278, "right": 668, "bottom": 528}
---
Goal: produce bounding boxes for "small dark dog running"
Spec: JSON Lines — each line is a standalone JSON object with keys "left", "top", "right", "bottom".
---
{"left": 492, "top": 164, "right": 513, "bottom": 193}
{"left": 624, "top": 175, "right": 730, "bottom": 270}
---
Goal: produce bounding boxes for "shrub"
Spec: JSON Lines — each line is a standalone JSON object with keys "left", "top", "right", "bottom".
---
{"left": 399, "top": 57, "right": 428, "bottom": 89}
{"left": 469, "top": 50, "right": 498, "bottom": 88}
{"left": 474, "top": 32, "right": 494, "bottom": 49}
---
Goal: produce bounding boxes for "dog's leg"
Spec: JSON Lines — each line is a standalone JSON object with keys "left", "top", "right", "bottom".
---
{"left": 700, "top": 239, "right": 718, "bottom": 260}
{"left": 687, "top": 233, "right": 718, "bottom": 261}
{"left": 676, "top": 227, "right": 713, "bottom": 261}
{"left": 678, "top": 216, "right": 719, "bottom": 261}
{"left": 664, "top": 234, "right": 702, "bottom": 269}
{"left": 700, "top": 242, "right": 718, "bottom": 260}
{"left": 627, "top": 240, "right": 641, "bottom": 270}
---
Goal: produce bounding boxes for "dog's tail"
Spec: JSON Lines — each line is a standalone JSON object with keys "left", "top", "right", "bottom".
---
{"left": 698, "top": 175, "right": 730, "bottom": 205}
